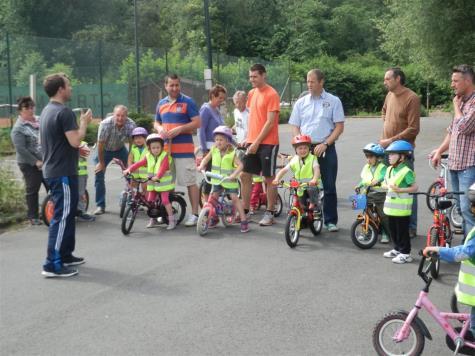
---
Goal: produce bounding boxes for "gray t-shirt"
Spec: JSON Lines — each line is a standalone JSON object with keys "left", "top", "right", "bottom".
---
{"left": 39, "top": 101, "right": 79, "bottom": 178}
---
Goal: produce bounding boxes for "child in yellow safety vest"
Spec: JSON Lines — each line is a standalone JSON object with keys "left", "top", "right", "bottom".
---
{"left": 382, "top": 140, "right": 418, "bottom": 264}
{"left": 127, "top": 127, "right": 149, "bottom": 192}
{"left": 272, "top": 134, "right": 321, "bottom": 210}
{"left": 424, "top": 183, "right": 475, "bottom": 343}
{"left": 77, "top": 141, "right": 95, "bottom": 222}
{"left": 197, "top": 126, "right": 249, "bottom": 233}
{"left": 355, "top": 143, "right": 389, "bottom": 243}
{"left": 123, "top": 133, "right": 176, "bottom": 230}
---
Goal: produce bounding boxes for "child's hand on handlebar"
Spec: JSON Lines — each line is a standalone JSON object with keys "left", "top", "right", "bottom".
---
{"left": 309, "top": 179, "right": 317, "bottom": 186}
{"left": 272, "top": 179, "right": 279, "bottom": 186}
{"left": 122, "top": 169, "right": 130, "bottom": 176}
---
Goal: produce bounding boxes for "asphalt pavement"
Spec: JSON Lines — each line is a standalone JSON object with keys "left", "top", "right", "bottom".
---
{"left": 0, "top": 116, "right": 461, "bottom": 355}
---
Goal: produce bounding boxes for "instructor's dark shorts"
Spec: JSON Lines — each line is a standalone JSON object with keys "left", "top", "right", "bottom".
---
{"left": 242, "top": 144, "right": 279, "bottom": 177}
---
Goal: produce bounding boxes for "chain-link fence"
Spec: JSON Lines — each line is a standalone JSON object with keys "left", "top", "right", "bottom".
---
{"left": 0, "top": 32, "right": 303, "bottom": 122}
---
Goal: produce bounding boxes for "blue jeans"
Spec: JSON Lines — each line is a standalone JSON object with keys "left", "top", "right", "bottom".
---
{"left": 450, "top": 166, "right": 475, "bottom": 235}
{"left": 317, "top": 144, "right": 338, "bottom": 225}
{"left": 44, "top": 176, "right": 78, "bottom": 271}
{"left": 93, "top": 146, "right": 128, "bottom": 209}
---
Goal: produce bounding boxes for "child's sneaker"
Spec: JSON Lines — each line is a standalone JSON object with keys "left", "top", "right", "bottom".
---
{"left": 240, "top": 220, "right": 249, "bottom": 233}
{"left": 380, "top": 233, "right": 390, "bottom": 244}
{"left": 392, "top": 253, "right": 413, "bottom": 264}
{"left": 146, "top": 218, "right": 159, "bottom": 228}
{"left": 166, "top": 217, "right": 176, "bottom": 230}
{"left": 383, "top": 249, "right": 400, "bottom": 258}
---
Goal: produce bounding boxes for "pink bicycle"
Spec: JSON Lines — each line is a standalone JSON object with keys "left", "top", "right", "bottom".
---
{"left": 373, "top": 251, "right": 475, "bottom": 355}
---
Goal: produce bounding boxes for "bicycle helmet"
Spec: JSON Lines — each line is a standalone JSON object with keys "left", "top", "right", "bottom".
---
{"left": 213, "top": 125, "right": 234, "bottom": 142}
{"left": 132, "top": 127, "right": 148, "bottom": 137}
{"left": 385, "top": 140, "right": 413, "bottom": 154}
{"left": 363, "top": 143, "right": 385, "bottom": 157}
{"left": 146, "top": 133, "right": 164, "bottom": 145}
{"left": 291, "top": 134, "right": 312, "bottom": 147}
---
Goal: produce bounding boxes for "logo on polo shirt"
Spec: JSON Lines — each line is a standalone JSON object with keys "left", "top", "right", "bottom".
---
{"left": 176, "top": 104, "right": 183, "bottom": 113}
{"left": 323, "top": 102, "right": 331, "bottom": 108}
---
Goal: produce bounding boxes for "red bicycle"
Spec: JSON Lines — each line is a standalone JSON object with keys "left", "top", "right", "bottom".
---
{"left": 411, "top": 189, "right": 463, "bottom": 279}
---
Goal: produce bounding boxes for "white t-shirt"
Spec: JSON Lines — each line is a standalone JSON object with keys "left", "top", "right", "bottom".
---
{"left": 233, "top": 108, "right": 249, "bottom": 144}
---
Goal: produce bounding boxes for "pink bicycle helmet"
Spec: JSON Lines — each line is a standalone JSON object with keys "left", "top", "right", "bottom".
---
{"left": 146, "top": 133, "right": 165, "bottom": 145}
{"left": 213, "top": 125, "right": 234, "bottom": 142}
{"left": 132, "top": 127, "right": 148, "bottom": 137}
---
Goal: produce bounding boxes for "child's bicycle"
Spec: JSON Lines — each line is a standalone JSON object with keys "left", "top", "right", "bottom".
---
{"left": 196, "top": 171, "right": 238, "bottom": 236}
{"left": 41, "top": 189, "right": 89, "bottom": 226}
{"left": 372, "top": 251, "right": 475, "bottom": 355}
{"left": 280, "top": 179, "right": 323, "bottom": 248}
{"left": 427, "top": 154, "right": 463, "bottom": 230}
{"left": 349, "top": 186, "right": 385, "bottom": 249}
{"left": 113, "top": 158, "right": 136, "bottom": 218}
{"left": 411, "top": 190, "right": 463, "bottom": 279}
{"left": 121, "top": 175, "right": 187, "bottom": 235}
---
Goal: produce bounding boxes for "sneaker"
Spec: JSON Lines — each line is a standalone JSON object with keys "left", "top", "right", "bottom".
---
{"left": 147, "top": 218, "right": 159, "bottom": 228}
{"left": 383, "top": 249, "right": 400, "bottom": 258}
{"left": 42, "top": 266, "right": 78, "bottom": 278}
{"left": 392, "top": 253, "right": 413, "bottom": 264}
{"left": 259, "top": 211, "right": 274, "bottom": 226}
{"left": 29, "top": 218, "right": 42, "bottom": 226}
{"left": 240, "top": 220, "right": 250, "bottom": 233}
{"left": 409, "top": 228, "right": 417, "bottom": 239}
{"left": 235, "top": 212, "right": 251, "bottom": 224}
{"left": 77, "top": 213, "right": 96, "bottom": 222}
{"left": 93, "top": 207, "right": 105, "bottom": 215}
{"left": 380, "top": 233, "right": 390, "bottom": 244}
{"left": 326, "top": 223, "right": 339, "bottom": 232}
{"left": 156, "top": 217, "right": 165, "bottom": 225}
{"left": 166, "top": 218, "right": 176, "bottom": 230}
{"left": 62, "top": 255, "right": 85, "bottom": 266}
{"left": 184, "top": 214, "right": 198, "bottom": 227}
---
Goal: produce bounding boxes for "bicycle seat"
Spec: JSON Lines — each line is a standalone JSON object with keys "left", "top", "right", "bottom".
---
{"left": 437, "top": 200, "right": 452, "bottom": 210}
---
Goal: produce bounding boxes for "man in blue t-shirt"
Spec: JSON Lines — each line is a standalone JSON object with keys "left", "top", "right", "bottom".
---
{"left": 39, "top": 73, "right": 92, "bottom": 278}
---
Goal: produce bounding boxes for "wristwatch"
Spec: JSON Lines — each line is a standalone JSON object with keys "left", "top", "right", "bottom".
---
{"left": 322, "top": 141, "right": 329, "bottom": 146}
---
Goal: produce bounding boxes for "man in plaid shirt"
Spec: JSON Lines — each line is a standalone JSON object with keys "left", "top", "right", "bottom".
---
{"left": 431, "top": 64, "right": 475, "bottom": 237}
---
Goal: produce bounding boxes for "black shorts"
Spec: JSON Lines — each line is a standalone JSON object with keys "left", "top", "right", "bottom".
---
{"left": 242, "top": 144, "right": 279, "bottom": 177}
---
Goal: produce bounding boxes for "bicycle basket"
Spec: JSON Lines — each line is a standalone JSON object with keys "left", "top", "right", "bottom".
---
{"left": 349, "top": 194, "right": 366, "bottom": 210}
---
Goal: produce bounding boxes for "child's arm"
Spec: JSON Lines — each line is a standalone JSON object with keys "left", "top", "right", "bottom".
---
{"left": 424, "top": 234, "right": 475, "bottom": 263}
{"left": 152, "top": 155, "right": 170, "bottom": 181}
{"left": 390, "top": 183, "right": 418, "bottom": 194}
{"left": 127, "top": 151, "right": 133, "bottom": 167}
{"left": 272, "top": 164, "right": 290, "bottom": 185}
{"left": 309, "top": 162, "right": 321, "bottom": 186}
{"left": 197, "top": 149, "right": 212, "bottom": 171}
{"left": 229, "top": 155, "right": 243, "bottom": 180}
{"left": 123, "top": 157, "right": 146, "bottom": 175}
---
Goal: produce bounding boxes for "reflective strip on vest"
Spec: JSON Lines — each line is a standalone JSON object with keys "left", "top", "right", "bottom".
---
{"left": 131, "top": 145, "right": 148, "bottom": 178}
{"left": 211, "top": 147, "right": 239, "bottom": 189}
{"left": 383, "top": 166, "right": 413, "bottom": 216}
{"left": 456, "top": 229, "right": 475, "bottom": 306}
{"left": 78, "top": 157, "right": 88, "bottom": 176}
{"left": 146, "top": 151, "right": 175, "bottom": 192}
{"left": 253, "top": 175, "right": 264, "bottom": 183}
{"left": 360, "top": 163, "right": 385, "bottom": 192}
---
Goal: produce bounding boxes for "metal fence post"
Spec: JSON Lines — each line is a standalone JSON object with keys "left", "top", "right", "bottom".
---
{"left": 98, "top": 40, "right": 104, "bottom": 119}
{"left": 6, "top": 32, "right": 13, "bottom": 116}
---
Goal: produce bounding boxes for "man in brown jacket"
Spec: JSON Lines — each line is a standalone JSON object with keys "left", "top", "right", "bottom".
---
{"left": 380, "top": 67, "right": 420, "bottom": 238}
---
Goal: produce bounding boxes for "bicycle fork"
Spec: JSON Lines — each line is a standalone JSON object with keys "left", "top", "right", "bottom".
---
{"left": 290, "top": 208, "right": 302, "bottom": 230}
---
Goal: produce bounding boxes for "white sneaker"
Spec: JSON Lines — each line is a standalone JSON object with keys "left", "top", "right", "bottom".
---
{"left": 166, "top": 217, "right": 176, "bottom": 230}
{"left": 184, "top": 214, "right": 198, "bottom": 227}
{"left": 392, "top": 253, "right": 413, "bottom": 264}
{"left": 383, "top": 249, "right": 400, "bottom": 258}
{"left": 146, "top": 218, "right": 159, "bottom": 228}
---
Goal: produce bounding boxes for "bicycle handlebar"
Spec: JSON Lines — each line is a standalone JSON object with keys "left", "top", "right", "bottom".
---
{"left": 410, "top": 191, "right": 464, "bottom": 198}
{"left": 279, "top": 180, "right": 310, "bottom": 189}
{"left": 417, "top": 250, "right": 438, "bottom": 285}
{"left": 200, "top": 170, "right": 230, "bottom": 185}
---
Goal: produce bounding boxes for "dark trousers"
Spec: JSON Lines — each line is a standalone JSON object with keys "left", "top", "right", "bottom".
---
{"left": 313, "top": 144, "right": 338, "bottom": 225}
{"left": 18, "top": 163, "right": 48, "bottom": 219}
{"left": 389, "top": 215, "right": 411, "bottom": 254}
{"left": 44, "top": 176, "right": 78, "bottom": 271}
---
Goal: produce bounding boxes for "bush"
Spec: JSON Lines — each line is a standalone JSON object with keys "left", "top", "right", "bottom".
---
{"left": 0, "top": 128, "right": 14, "bottom": 155}
{"left": 279, "top": 108, "right": 291, "bottom": 124}
{"left": 0, "top": 169, "right": 26, "bottom": 225}
{"left": 129, "top": 112, "right": 155, "bottom": 134}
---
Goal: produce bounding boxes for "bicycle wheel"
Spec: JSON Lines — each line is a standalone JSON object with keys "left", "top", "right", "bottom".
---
{"left": 274, "top": 192, "right": 283, "bottom": 217}
{"left": 119, "top": 190, "right": 128, "bottom": 218}
{"left": 426, "top": 227, "right": 440, "bottom": 279}
{"left": 308, "top": 209, "right": 323, "bottom": 236}
{"left": 197, "top": 207, "right": 211, "bottom": 236}
{"left": 450, "top": 292, "right": 471, "bottom": 315}
{"left": 285, "top": 214, "right": 300, "bottom": 248}
{"left": 449, "top": 203, "right": 463, "bottom": 229}
{"left": 121, "top": 205, "right": 137, "bottom": 235}
{"left": 170, "top": 194, "right": 187, "bottom": 225}
{"left": 221, "top": 200, "right": 235, "bottom": 227}
{"left": 350, "top": 218, "right": 378, "bottom": 249}
{"left": 426, "top": 181, "right": 443, "bottom": 212}
{"left": 372, "top": 312, "right": 425, "bottom": 356}
{"left": 41, "top": 193, "right": 54, "bottom": 226}
{"left": 199, "top": 179, "right": 208, "bottom": 208}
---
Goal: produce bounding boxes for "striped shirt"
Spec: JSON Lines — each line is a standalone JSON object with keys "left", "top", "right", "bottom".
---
{"left": 155, "top": 93, "right": 199, "bottom": 158}
{"left": 97, "top": 116, "right": 136, "bottom": 151}
{"left": 447, "top": 92, "right": 475, "bottom": 170}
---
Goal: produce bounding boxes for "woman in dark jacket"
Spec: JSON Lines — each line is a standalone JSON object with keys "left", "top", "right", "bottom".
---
{"left": 10, "top": 96, "right": 46, "bottom": 225}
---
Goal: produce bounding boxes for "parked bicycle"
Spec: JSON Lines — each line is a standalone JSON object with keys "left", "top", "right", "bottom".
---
{"left": 411, "top": 190, "right": 463, "bottom": 279}
{"left": 121, "top": 175, "right": 187, "bottom": 235}
{"left": 280, "top": 179, "right": 323, "bottom": 248}
{"left": 373, "top": 251, "right": 475, "bottom": 355}
{"left": 427, "top": 154, "right": 463, "bottom": 230}
{"left": 41, "top": 189, "right": 89, "bottom": 226}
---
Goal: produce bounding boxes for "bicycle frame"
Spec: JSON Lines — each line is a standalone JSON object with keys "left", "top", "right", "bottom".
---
{"left": 427, "top": 207, "right": 451, "bottom": 247}
{"left": 282, "top": 180, "right": 311, "bottom": 231}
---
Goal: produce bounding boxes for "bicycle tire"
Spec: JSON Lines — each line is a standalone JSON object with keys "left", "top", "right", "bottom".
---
{"left": 372, "top": 312, "right": 425, "bottom": 356}
{"left": 350, "top": 218, "right": 378, "bottom": 249}
{"left": 284, "top": 213, "right": 300, "bottom": 248}
{"left": 198, "top": 179, "right": 208, "bottom": 208}
{"left": 121, "top": 205, "right": 137, "bottom": 235}
{"left": 428, "top": 227, "right": 440, "bottom": 279}
{"left": 84, "top": 189, "right": 89, "bottom": 211}
{"left": 119, "top": 190, "right": 128, "bottom": 218}
{"left": 274, "top": 193, "right": 283, "bottom": 217}
{"left": 426, "top": 181, "right": 443, "bottom": 212}
{"left": 449, "top": 203, "right": 463, "bottom": 229}
{"left": 197, "top": 207, "right": 211, "bottom": 236}
{"left": 450, "top": 292, "right": 471, "bottom": 316}
{"left": 308, "top": 209, "right": 323, "bottom": 236}
{"left": 40, "top": 193, "right": 54, "bottom": 226}
{"left": 170, "top": 194, "right": 187, "bottom": 225}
